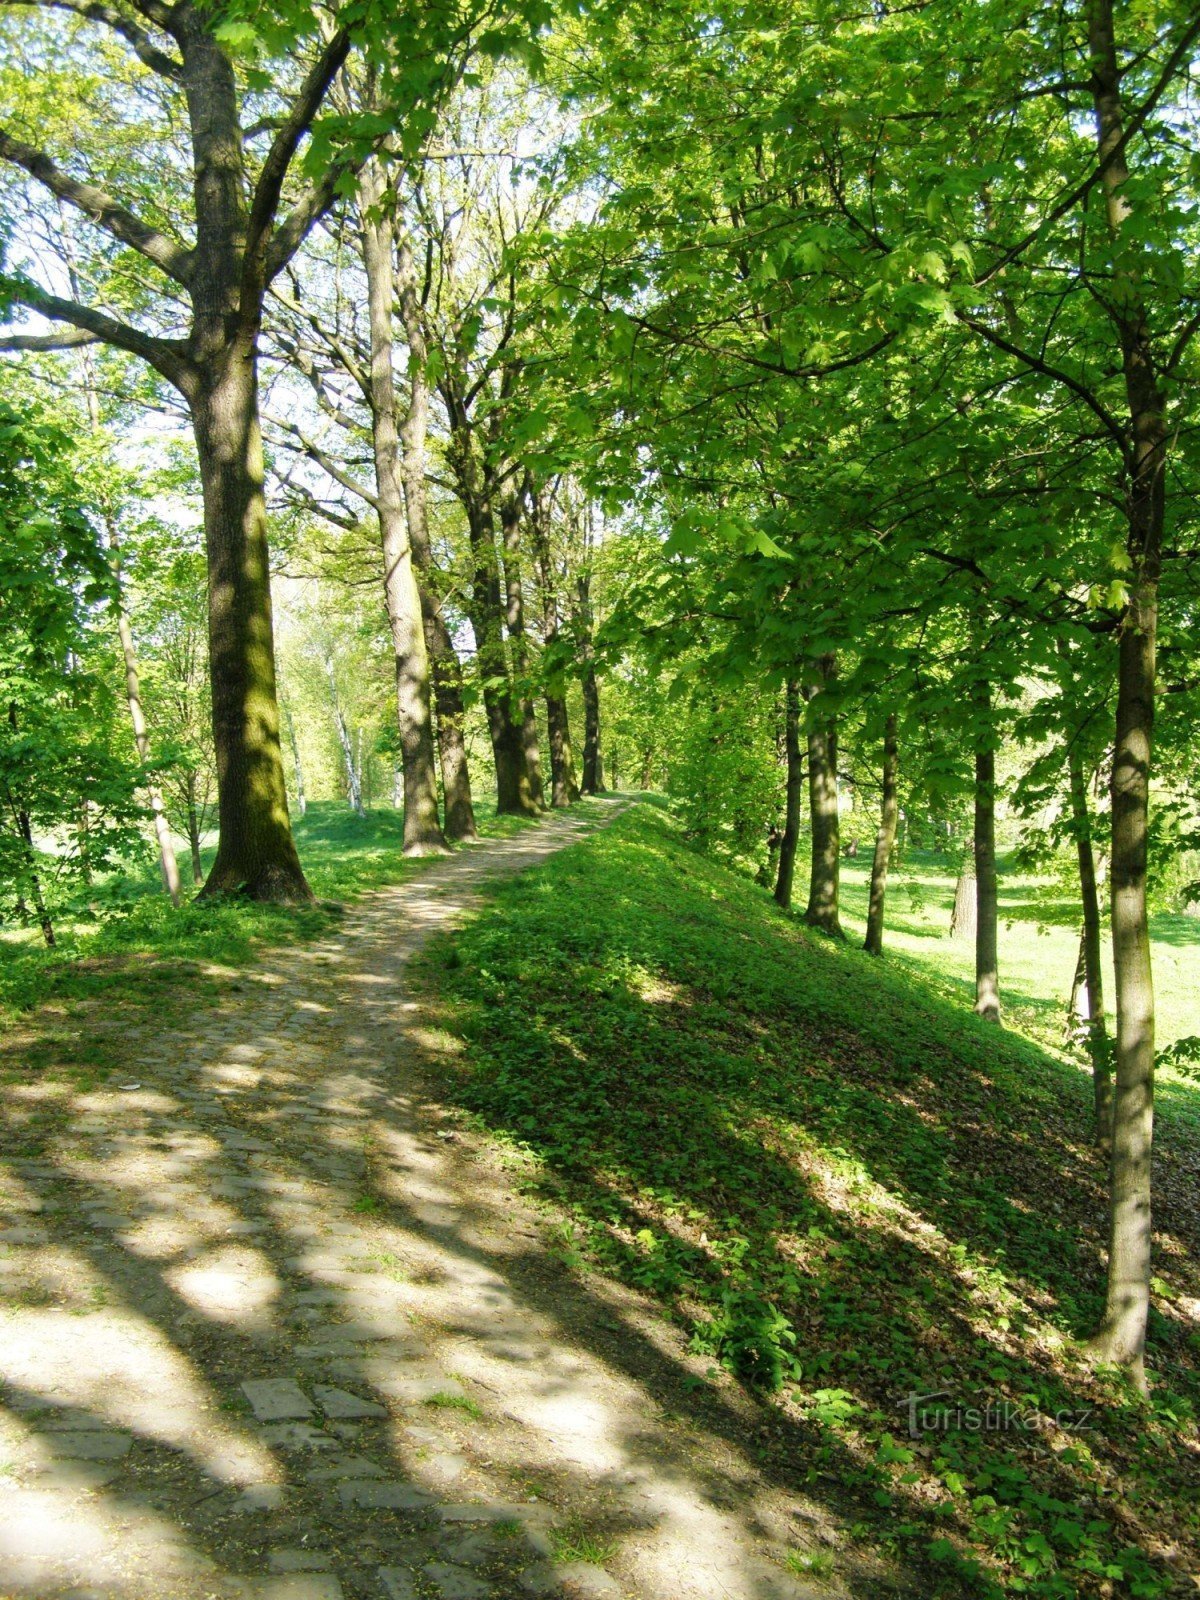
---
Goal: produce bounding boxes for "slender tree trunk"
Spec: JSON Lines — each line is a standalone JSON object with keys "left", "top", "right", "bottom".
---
{"left": 1068, "top": 743, "right": 1112, "bottom": 1149}
{"left": 499, "top": 488, "right": 544, "bottom": 808}
{"left": 864, "top": 712, "right": 899, "bottom": 957}
{"left": 577, "top": 570, "right": 604, "bottom": 794}
{"left": 973, "top": 683, "right": 1000, "bottom": 1022}
{"left": 359, "top": 159, "right": 446, "bottom": 855}
{"left": 950, "top": 859, "right": 977, "bottom": 940}
{"left": 395, "top": 234, "right": 476, "bottom": 841}
{"left": 802, "top": 659, "right": 843, "bottom": 937}
{"left": 774, "top": 678, "right": 802, "bottom": 910}
{"left": 282, "top": 701, "right": 306, "bottom": 818}
{"left": 186, "top": 771, "right": 204, "bottom": 885}
{"left": 192, "top": 348, "right": 312, "bottom": 899}
{"left": 1087, "top": 0, "right": 1167, "bottom": 1386}
{"left": 17, "top": 808, "right": 54, "bottom": 947}
{"left": 325, "top": 655, "right": 364, "bottom": 817}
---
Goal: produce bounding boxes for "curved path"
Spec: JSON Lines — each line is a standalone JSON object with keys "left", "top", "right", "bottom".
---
{"left": 0, "top": 801, "right": 871, "bottom": 1600}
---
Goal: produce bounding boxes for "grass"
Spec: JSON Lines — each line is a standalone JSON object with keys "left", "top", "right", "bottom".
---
{"left": 835, "top": 844, "right": 1200, "bottom": 1054}
{"left": 424, "top": 803, "right": 1200, "bottom": 1600}
{"left": 548, "top": 1518, "right": 618, "bottom": 1565}
{"left": 0, "top": 799, "right": 542, "bottom": 1063}
{"left": 423, "top": 1391, "right": 483, "bottom": 1418}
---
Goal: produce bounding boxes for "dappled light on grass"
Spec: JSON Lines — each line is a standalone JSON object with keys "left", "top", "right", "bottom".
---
{"left": 428, "top": 806, "right": 1200, "bottom": 1598}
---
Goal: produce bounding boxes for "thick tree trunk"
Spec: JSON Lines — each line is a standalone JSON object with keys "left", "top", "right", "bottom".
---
{"left": 192, "top": 351, "right": 311, "bottom": 900}
{"left": 395, "top": 235, "right": 476, "bottom": 842}
{"left": 529, "top": 490, "right": 580, "bottom": 807}
{"left": 360, "top": 160, "right": 446, "bottom": 855}
{"left": 973, "top": 684, "right": 1000, "bottom": 1022}
{"left": 802, "top": 661, "right": 843, "bottom": 937}
{"left": 774, "top": 677, "right": 802, "bottom": 910}
{"left": 1087, "top": 0, "right": 1166, "bottom": 1387}
{"left": 1068, "top": 743, "right": 1112, "bottom": 1149}
{"left": 499, "top": 488, "right": 545, "bottom": 808}
{"left": 17, "top": 807, "right": 54, "bottom": 947}
{"left": 864, "top": 712, "right": 899, "bottom": 956}
{"left": 446, "top": 417, "right": 536, "bottom": 817}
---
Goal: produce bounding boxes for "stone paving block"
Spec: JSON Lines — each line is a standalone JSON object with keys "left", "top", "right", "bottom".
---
{"left": 338, "top": 1480, "right": 433, "bottom": 1511}
{"left": 242, "top": 1379, "right": 313, "bottom": 1420}
{"left": 269, "top": 1549, "right": 334, "bottom": 1573}
{"left": 556, "top": 1565, "right": 622, "bottom": 1599}
{"left": 41, "top": 1431, "right": 133, "bottom": 1460}
{"left": 230, "top": 1482, "right": 286, "bottom": 1513}
{"left": 377, "top": 1570, "right": 419, "bottom": 1600}
{"left": 423, "top": 1562, "right": 489, "bottom": 1600}
{"left": 312, "top": 1384, "right": 386, "bottom": 1419}
{"left": 306, "top": 1454, "right": 386, "bottom": 1482}
{"left": 437, "top": 1502, "right": 535, "bottom": 1524}
{"left": 251, "top": 1579, "right": 343, "bottom": 1600}
{"left": 259, "top": 1422, "right": 334, "bottom": 1451}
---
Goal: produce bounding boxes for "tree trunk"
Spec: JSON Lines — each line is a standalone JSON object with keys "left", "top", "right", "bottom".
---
{"left": 282, "top": 700, "right": 306, "bottom": 818}
{"left": 1087, "top": 0, "right": 1167, "bottom": 1386}
{"left": 445, "top": 412, "right": 536, "bottom": 817}
{"left": 192, "top": 349, "right": 312, "bottom": 899}
{"left": 973, "top": 683, "right": 1000, "bottom": 1022}
{"left": 864, "top": 712, "right": 899, "bottom": 956}
{"left": 950, "top": 861, "right": 977, "bottom": 940}
{"left": 395, "top": 233, "right": 476, "bottom": 842}
{"left": 325, "top": 654, "right": 364, "bottom": 817}
{"left": 186, "top": 769, "right": 204, "bottom": 885}
{"left": 774, "top": 677, "right": 802, "bottom": 910}
{"left": 1068, "top": 743, "right": 1112, "bottom": 1149}
{"left": 802, "top": 660, "right": 843, "bottom": 937}
{"left": 499, "top": 487, "right": 545, "bottom": 808}
{"left": 360, "top": 158, "right": 446, "bottom": 855}
{"left": 16, "top": 805, "right": 54, "bottom": 947}
{"left": 529, "top": 489, "right": 580, "bottom": 807}
{"left": 577, "top": 570, "right": 604, "bottom": 794}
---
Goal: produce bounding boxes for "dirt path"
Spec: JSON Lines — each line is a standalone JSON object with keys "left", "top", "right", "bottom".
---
{"left": 0, "top": 802, "right": 865, "bottom": 1600}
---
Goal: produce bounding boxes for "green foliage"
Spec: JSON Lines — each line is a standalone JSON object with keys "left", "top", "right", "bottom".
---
{"left": 430, "top": 805, "right": 1198, "bottom": 1598}
{"left": 0, "top": 398, "right": 142, "bottom": 939}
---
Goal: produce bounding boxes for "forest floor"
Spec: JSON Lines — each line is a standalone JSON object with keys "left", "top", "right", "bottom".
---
{"left": 0, "top": 798, "right": 895, "bottom": 1600}
{"left": 3, "top": 800, "right": 1198, "bottom": 1600}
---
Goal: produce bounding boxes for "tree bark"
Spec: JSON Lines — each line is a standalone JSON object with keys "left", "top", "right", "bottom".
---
{"left": 973, "top": 683, "right": 1001, "bottom": 1022}
{"left": 774, "top": 677, "right": 802, "bottom": 910}
{"left": 864, "top": 712, "right": 899, "bottom": 956}
{"left": 394, "top": 236, "right": 476, "bottom": 841}
{"left": 1087, "top": 0, "right": 1166, "bottom": 1386}
{"left": 1068, "top": 743, "right": 1112, "bottom": 1149}
{"left": 359, "top": 158, "right": 446, "bottom": 855}
{"left": 325, "top": 654, "right": 364, "bottom": 817}
{"left": 192, "top": 349, "right": 313, "bottom": 897}
{"left": 282, "top": 700, "right": 306, "bottom": 819}
{"left": 950, "top": 860, "right": 977, "bottom": 940}
{"left": 529, "top": 488, "right": 580, "bottom": 807}
{"left": 577, "top": 570, "right": 604, "bottom": 794}
{"left": 802, "top": 659, "right": 843, "bottom": 937}
{"left": 499, "top": 486, "right": 545, "bottom": 808}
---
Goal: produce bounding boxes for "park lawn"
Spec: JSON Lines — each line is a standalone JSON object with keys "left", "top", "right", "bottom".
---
{"left": 0, "top": 797, "right": 544, "bottom": 1052}
{"left": 835, "top": 846, "right": 1200, "bottom": 1057}
{"left": 424, "top": 801, "right": 1200, "bottom": 1600}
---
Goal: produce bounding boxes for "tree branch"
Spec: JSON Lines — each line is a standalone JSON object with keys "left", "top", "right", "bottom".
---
{"left": 959, "top": 313, "right": 1130, "bottom": 460}
{"left": 1, "top": 288, "right": 193, "bottom": 389}
{"left": 0, "top": 126, "right": 194, "bottom": 284}
{"left": 264, "top": 155, "right": 360, "bottom": 287}
{"left": 1, "top": 0, "right": 183, "bottom": 76}
{"left": 241, "top": 27, "right": 351, "bottom": 315}
{"left": 0, "top": 325, "right": 101, "bottom": 350}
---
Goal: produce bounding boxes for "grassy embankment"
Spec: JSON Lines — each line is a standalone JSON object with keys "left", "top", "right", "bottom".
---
{"left": 426, "top": 801, "right": 1200, "bottom": 1599}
